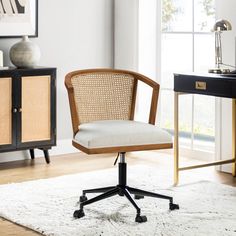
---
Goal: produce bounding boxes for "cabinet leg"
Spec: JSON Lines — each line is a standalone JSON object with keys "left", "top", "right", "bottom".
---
{"left": 43, "top": 149, "right": 50, "bottom": 164}
{"left": 29, "top": 149, "right": 35, "bottom": 160}
{"left": 232, "top": 99, "right": 236, "bottom": 177}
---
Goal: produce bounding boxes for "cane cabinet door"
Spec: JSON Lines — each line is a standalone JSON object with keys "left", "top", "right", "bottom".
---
{"left": 0, "top": 77, "right": 15, "bottom": 149}
{"left": 21, "top": 75, "right": 51, "bottom": 143}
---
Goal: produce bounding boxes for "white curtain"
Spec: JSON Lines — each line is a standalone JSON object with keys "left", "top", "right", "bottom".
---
{"left": 114, "top": 0, "right": 139, "bottom": 70}
{"left": 114, "top": 0, "right": 161, "bottom": 123}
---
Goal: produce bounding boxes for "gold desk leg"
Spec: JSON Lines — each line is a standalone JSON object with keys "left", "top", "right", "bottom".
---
{"left": 232, "top": 98, "right": 236, "bottom": 177}
{"left": 174, "top": 92, "right": 179, "bottom": 185}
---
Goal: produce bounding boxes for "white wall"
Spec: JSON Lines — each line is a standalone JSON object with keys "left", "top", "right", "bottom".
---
{"left": 0, "top": 0, "right": 114, "bottom": 162}
{"left": 215, "top": 0, "right": 236, "bottom": 172}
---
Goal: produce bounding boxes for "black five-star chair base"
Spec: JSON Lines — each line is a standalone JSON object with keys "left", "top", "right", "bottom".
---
{"left": 73, "top": 153, "right": 179, "bottom": 223}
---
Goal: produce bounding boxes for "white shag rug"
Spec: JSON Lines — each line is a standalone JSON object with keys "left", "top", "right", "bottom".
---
{"left": 0, "top": 165, "right": 236, "bottom": 236}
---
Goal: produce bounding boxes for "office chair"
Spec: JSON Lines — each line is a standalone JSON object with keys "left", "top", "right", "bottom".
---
{"left": 65, "top": 68, "right": 179, "bottom": 223}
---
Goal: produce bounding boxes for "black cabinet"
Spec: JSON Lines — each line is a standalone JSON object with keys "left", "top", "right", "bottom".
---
{"left": 0, "top": 67, "right": 56, "bottom": 163}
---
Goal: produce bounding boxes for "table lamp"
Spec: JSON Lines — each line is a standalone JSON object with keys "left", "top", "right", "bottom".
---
{"left": 208, "top": 19, "right": 232, "bottom": 74}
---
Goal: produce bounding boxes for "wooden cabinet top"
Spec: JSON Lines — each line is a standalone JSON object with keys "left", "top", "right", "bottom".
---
{"left": 0, "top": 66, "right": 56, "bottom": 71}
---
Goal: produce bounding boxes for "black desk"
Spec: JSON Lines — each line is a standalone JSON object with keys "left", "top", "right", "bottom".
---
{"left": 173, "top": 72, "right": 236, "bottom": 185}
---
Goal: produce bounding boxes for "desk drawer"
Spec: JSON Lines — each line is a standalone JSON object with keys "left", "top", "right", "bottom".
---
{"left": 174, "top": 75, "right": 232, "bottom": 98}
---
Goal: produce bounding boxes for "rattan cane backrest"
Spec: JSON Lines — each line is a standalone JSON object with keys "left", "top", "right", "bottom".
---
{"left": 71, "top": 72, "right": 135, "bottom": 124}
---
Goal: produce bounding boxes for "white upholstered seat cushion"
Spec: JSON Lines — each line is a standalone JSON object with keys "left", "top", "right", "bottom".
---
{"left": 73, "top": 120, "right": 172, "bottom": 149}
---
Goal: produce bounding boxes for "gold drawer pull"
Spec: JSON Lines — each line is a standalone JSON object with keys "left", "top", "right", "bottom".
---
{"left": 195, "top": 81, "right": 206, "bottom": 90}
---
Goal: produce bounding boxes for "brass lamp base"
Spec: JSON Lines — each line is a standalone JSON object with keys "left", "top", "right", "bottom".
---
{"left": 208, "top": 68, "right": 231, "bottom": 74}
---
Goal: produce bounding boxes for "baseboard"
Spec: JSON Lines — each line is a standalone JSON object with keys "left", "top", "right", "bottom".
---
{"left": 46, "top": 139, "right": 78, "bottom": 156}
{"left": 0, "top": 139, "right": 78, "bottom": 163}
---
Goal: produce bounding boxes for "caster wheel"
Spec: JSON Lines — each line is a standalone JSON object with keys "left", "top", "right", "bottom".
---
{"left": 134, "top": 195, "right": 144, "bottom": 200}
{"left": 169, "top": 203, "right": 179, "bottom": 211}
{"left": 79, "top": 195, "right": 88, "bottom": 202}
{"left": 73, "top": 209, "right": 85, "bottom": 218}
{"left": 135, "top": 215, "right": 147, "bottom": 223}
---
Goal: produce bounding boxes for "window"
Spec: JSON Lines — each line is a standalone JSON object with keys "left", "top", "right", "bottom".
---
{"left": 160, "top": 0, "right": 216, "bottom": 153}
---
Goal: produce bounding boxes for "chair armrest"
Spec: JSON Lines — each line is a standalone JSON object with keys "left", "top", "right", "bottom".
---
{"left": 134, "top": 73, "right": 160, "bottom": 125}
{"left": 149, "top": 87, "right": 159, "bottom": 125}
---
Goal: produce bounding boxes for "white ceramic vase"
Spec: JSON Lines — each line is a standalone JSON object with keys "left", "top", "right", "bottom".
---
{"left": 9, "top": 36, "right": 41, "bottom": 68}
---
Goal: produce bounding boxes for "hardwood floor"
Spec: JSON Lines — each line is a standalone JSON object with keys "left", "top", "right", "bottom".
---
{"left": 0, "top": 150, "right": 235, "bottom": 235}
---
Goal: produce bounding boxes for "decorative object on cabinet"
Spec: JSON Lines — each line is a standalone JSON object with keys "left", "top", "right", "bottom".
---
{"left": 0, "top": 0, "right": 38, "bottom": 38}
{"left": 208, "top": 19, "right": 232, "bottom": 74}
{"left": 0, "top": 67, "right": 56, "bottom": 163}
{"left": 10, "top": 36, "right": 41, "bottom": 68}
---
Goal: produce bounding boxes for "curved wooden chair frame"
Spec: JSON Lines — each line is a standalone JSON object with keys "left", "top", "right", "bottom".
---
{"left": 65, "top": 68, "right": 172, "bottom": 154}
